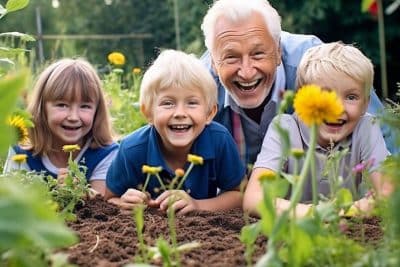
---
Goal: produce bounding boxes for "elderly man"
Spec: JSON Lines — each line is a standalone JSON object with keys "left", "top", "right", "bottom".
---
{"left": 200, "top": 0, "right": 395, "bottom": 167}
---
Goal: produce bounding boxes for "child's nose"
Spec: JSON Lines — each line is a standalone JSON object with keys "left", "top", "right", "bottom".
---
{"left": 67, "top": 107, "right": 79, "bottom": 120}
{"left": 173, "top": 104, "right": 187, "bottom": 118}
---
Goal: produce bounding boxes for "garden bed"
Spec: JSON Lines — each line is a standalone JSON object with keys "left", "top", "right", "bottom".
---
{"left": 67, "top": 196, "right": 383, "bottom": 267}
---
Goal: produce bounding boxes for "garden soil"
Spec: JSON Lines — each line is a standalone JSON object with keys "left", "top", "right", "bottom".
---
{"left": 67, "top": 196, "right": 383, "bottom": 267}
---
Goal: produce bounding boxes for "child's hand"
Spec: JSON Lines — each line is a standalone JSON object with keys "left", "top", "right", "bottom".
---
{"left": 107, "top": 188, "right": 150, "bottom": 210}
{"left": 86, "top": 188, "right": 100, "bottom": 199}
{"left": 57, "top": 168, "right": 69, "bottom": 185}
{"left": 153, "top": 190, "right": 199, "bottom": 215}
{"left": 353, "top": 197, "right": 375, "bottom": 215}
{"left": 294, "top": 203, "right": 312, "bottom": 218}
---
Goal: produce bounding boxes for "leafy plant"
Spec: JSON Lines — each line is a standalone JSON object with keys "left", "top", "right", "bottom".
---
{"left": 249, "top": 87, "right": 383, "bottom": 267}
{"left": 131, "top": 155, "right": 203, "bottom": 267}
{"left": 47, "top": 145, "right": 90, "bottom": 221}
{"left": 0, "top": 175, "right": 77, "bottom": 267}
{"left": 102, "top": 54, "right": 146, "bottom": 138}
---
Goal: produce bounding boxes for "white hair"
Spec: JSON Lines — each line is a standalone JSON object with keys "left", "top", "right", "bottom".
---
{"left": 201, "top": 0, "right": 282, "bottom": 51}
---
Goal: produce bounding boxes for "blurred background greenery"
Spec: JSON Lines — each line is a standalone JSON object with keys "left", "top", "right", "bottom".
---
{"left": 0, "top": 0, "right": 398, "bottom": 100}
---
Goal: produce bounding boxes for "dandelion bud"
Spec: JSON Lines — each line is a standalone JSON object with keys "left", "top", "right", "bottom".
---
{"left": 258, "top": 169, "right": 276, "bottom": 182}
{"left": 62, "top": 144, "right": 80, "bottom": 153}
{"left": 291, "top": 148, "right": 305, "bottom": 159}
{"left": 142, "top": 165, "right": 162, "bottom": 174}
{"left": 187, "top": 154, "right": 203, "bottom": 165}
{"left": 279, "top": 90, "right": 295, "bottom": 113}
{"left": 11, "top": 154, "right": 27, "bottom": 164}
{"left": 175, "top": 168, "right": 185, "bottom": 177}
{"left": 132, "top": 67, "right": 141, "bottom": 74}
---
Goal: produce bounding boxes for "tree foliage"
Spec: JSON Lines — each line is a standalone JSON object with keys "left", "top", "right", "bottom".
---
{"left": 0, "top": 0, "right": 398, "bottom": 99}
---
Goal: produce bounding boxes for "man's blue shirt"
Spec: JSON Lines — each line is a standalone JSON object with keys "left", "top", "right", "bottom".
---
{"left": 106, "top": 122, "right": 246, "bottom": 199}
{"left": 201, "top": 31, "right": 397, "bottom": 165}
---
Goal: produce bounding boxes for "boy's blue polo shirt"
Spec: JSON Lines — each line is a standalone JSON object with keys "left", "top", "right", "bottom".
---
{"left": 106, "top": 121, "right": 246, "bottom": 199}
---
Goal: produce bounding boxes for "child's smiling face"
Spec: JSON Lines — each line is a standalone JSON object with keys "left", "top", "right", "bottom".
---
{"left": 316, "top": 71, "right": 369, "bottom": 148}
{"left": 147, "top": 86, "right": 216, "bottom": 154}
{"left": 45, "top": 95, "right": 97, "bottom": 149}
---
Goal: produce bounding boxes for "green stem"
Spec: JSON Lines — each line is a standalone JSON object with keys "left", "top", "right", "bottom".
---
{"left": 155, "top": 173, "right": 167, "bottom": 191}
{"left": 167, "top": 198, "right": 180, "bottom": 266}
{"left": 289, "top": 124, "right": 317, "bottom": 209}
{"left": 311, "top": 142, "right": 317, "bottom": 206}
{"left": 267, "top": 124, "right": 318, "bottom": 248}
{"left": 177, "top": 163, "right": 194, "bottom": 190}
{"left": 142, "top": 173, "right": 151, "bottom": 193}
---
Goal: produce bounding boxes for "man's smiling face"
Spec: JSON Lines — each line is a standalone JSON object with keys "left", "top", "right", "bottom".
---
{"left": 211, "top": 11, "right": 281, "bottom": 109}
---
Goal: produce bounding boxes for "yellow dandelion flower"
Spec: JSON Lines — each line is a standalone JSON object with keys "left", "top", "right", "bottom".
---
{"left": 187, "top": 154, "right": 204, "bottom": 165}
{"left": 293, "top": 84, "right": 344, "bottom": 126}
{"left": 175, "top": 168, "right": 185, "bottom": 177}
{"left": 258, "top": 169, "right": 276, "bottom": 182}
{"left": 62, "top": 144, "right": 81, "bottom": 153}
{"left": 132, "top": 67, "right": 141, "bottom": 74}
{"left": 142, "top": 165, "right": 162, "bottom": 175}
{"left": 7, "top": 115, "right": 29, "bottom": 144}
{"left": 108, "top": 52, "right": 126, "bottom": 66}
{"left": 11, "top": 154, "right": 27, "bottom": 164}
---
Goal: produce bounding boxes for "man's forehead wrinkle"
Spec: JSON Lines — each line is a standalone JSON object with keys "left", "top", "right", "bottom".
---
{"left": 216, "top": 27, "right": 267, "bottom": 39}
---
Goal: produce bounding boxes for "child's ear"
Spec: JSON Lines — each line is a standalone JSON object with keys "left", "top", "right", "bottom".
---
{"left": 206, "top": 104, "right": 218, "bottom": 124}
{"left": 140, "top": 104, "right": 153, "bottom": 123}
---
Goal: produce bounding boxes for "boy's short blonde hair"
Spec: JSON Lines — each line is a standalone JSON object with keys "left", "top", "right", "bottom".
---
{"left": 296, "top": 42, "right": 374, "bottom": 99}
{"left": 139, "top": 49, "right": 217, "bottom": 118}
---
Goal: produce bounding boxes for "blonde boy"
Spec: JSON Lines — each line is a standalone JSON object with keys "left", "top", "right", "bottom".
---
{"left": 243, "top": 42, "right": 392, "bottom": 217}
{"left": 106, "top": 50, "right": 246, "bottom": 215}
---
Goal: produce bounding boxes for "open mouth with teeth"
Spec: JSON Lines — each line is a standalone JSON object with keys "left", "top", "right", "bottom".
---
{"left": 324, "top": 119, "right": 346, "bottom": 127}
{"left": 169, "top": 124, "right": 192, "bottom": 132}
{"left": 62, "top": 125, "right": 82, "bottom": 130}
{"left": 234, "top": 79, "right": 262, "bottom": 91}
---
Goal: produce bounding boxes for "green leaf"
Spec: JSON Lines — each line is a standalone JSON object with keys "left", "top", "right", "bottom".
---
{"left": 287, "top": 226, "right": 313, "bottom": 266}
{"left": 0, "top": 178, "right": 78, "bottom": 252}
{"left": 240, "top": 222, "right": 261, "bottom": 244}
{"left": 315, "top": 200, "right": 338, "bottom": 222}
{"left": 5, "top": 0, "right": 29, "bottom": 13}
{"left": 0, "top": 70, "right": 27, "bottom": 154}
{"left": 335, "top": 188, "right": 353, "bottom": 208}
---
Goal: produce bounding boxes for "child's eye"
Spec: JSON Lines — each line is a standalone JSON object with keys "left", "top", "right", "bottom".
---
{"left": 346, "top": 94, "right": 359, "bottom": 101}
{"left": 81, "top": 103, "right": 94, "bottom": 109}
{"left": 187, "top": 100, "right": 199, "bottom": 106}
{"left": 160, "top": 100, "right": 174, "bottom": 108}
{"left": 55, "top": 102, "right": 68, "bottom": 108}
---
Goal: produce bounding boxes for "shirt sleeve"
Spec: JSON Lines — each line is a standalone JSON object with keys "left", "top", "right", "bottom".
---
{"left": 89, "top": 149, "right": 118, "bottom": 181}
{"left": 254, "top": 115, "right": 300, "bottom": 172}
{"left": 106, "top": 143, "right": 141, "bottom": 196}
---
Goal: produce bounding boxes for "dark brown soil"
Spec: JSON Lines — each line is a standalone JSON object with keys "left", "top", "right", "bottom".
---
{"left": 67, "top": 196, "right": 383, "bottom": 267}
